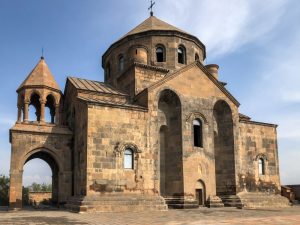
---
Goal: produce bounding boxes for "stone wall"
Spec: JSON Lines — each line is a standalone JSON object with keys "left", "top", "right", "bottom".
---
{"left": 86, "top": 104, "right": 156, "bottom": 196}
{"left": 238, "top": 121, "right": 280, "bottom": 193}
{"left": 287, "top": 185, "right": 300, "bottom": 200}
{"left": 9, "top": 123, "right": 73, "bottom": 208}
{"left": 74, "top": 100, "right": 88, "bottom": 196}
{"left": 145, "top": 63, "right": 240, "bottom": 202}
{"left": 28, "top": 192, "right": 52, "bottom": 205}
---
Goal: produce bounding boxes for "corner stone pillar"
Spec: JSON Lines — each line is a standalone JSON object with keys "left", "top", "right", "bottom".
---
{"left": 55, "top": 104, "right": 60, "bottom": 125}
{"left": 23, "top": 100, "right": 29, "bottom": 122}
{"left": 9, "top": 170, "right": 23, "bottom": 209}
{"left": 17, "top": 105, "right": 22, "bottom": 123}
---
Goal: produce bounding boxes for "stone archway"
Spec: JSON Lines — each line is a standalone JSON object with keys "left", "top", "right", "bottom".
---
{"left": 213, "top": 100, "right": 236, "bottom": 195}
{"left": 9, "top": 148, "right": 63, "bottom": 209}
{"left": 24, "top": 151, "right": 60, "bottom": 204}
{"left": 158, "top": 89, "right": 183, "bottom": 197}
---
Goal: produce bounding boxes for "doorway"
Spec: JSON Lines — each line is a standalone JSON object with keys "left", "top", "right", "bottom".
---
{"left": 196, "top": 189, "right": 204, "bottom": 206}
{"left": 195, "top": 180, "right": 206, "bottom": 206}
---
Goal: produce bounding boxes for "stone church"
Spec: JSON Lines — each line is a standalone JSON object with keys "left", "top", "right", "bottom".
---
{"left": 9, "top": 15, "right": 289, "bottom": 212}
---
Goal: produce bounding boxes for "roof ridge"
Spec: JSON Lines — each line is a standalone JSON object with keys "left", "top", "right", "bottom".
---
{"left": 68, "top": 76, "right": 105, "bottom": 84}
{"left": 146, "top": 61, "right": 240, "bottom": 107}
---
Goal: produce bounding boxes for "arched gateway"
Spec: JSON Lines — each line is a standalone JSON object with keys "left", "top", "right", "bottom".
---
{"left": 9, "top": 57, "right": 73, "bottom": 209}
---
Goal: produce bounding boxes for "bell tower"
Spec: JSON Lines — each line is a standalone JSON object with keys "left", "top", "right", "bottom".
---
{"left": 16, "top": 56, "right": 62, "bottom": 124}
{"left": 9, "top": 57, "right": 73, "bottom": 210}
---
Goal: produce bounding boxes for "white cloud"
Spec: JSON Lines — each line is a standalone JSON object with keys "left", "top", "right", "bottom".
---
{"left": 159, "top": 0, "right": 288, "bottom": 58}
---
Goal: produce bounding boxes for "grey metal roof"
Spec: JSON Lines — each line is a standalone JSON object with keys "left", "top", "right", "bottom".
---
{"left": 68, "top": 77, "right": 127, "bottom": 96}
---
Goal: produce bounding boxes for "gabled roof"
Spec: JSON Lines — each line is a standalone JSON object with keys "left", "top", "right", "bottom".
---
{"left": 122, "top": 16, "right": 190, "bottom": 38}
{"left": 146, "top": 61, "right": 240, "bottom": 107}
{"left": 67, "top": 77, "right": 128, "bottom": 96}
{"left": 17, "top": 57, "right": 60, "bottom": 92}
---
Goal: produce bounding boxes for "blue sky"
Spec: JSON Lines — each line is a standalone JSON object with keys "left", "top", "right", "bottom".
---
{"left": 0, "top": 0, "right": 299, "bottom": 186}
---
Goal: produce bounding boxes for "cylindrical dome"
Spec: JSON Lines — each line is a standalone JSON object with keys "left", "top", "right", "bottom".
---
{"left": 102, "top": 16, "right": 206, "bottom": 83}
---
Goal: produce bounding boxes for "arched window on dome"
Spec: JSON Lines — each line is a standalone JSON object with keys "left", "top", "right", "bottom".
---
{"left": 124, "top": 149, "right": 134, "bottom": 169}
{"left": 195, "top": 53, "right": 200, "bottom": 61}
{"left": 258, "top": 158, "right": 265, "bottom": 175}
{"left": 156, "top": 45, "right": 165, "bottom": 62}
{"left": 193, "top": 119, "right": 203, "bottom": 147}
{"left": 178, "top": 46, "right": 186, "bottom": 64}
{"left": 118, "top": 55, "right": 124, "bottom": 72}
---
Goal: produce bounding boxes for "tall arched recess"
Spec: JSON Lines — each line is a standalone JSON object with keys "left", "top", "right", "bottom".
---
{"left": 213, "top": 100, "right": 236, "bottom": 195}
{"left": 158, "top": 89, "right": 183, "bottom": 197}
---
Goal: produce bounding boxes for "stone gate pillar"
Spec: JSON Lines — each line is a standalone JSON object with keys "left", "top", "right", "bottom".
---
{"left": 9, "top": 169, "right": 23, "bottom": 209}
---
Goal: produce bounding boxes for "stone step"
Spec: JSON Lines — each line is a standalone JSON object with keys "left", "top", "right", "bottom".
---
{"left": 164, "top": 197, "right": 199, "bottom": 209}
{"left": 219, "top": 195, "right": 243, "bottom": 208}
{"left": 66, "top": 194, "right": 168, "bottom": 213}
{"left": 237, "top": 192, "right": 290, "bottom": 209}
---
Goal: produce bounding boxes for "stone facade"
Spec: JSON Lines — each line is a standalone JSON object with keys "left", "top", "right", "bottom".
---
{"left": 28, "top": 192, "right": 52, "bottom": 206}
{"left": 9, "top": 15, "right": 289, "bottom": 211}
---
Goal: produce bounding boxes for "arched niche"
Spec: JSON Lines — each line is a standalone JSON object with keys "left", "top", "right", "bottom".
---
{"left": 213, "top": 100, "right": 236, "bottom": 195}
{"left": 158, "top": 89, "right": 183, "bottom": 197}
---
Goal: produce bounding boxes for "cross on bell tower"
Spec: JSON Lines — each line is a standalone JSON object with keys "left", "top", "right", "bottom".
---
{"left": 148, "top": 0, "right": 155, "bottom": 16}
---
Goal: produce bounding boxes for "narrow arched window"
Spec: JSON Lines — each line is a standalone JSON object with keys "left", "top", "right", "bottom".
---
{"left": 156, "top": 46, "right": 165, "bottom": 62}
{"left": 118, "top": 55, "right": 124, "bottom": 72}
{"left": 178, "top": 46, "right": 186, "bottom": 64}
{"left": 124, "top": 149, "right": 134, "bottom": 169}
{"left": 193, "top": 119, "right": 203, "bottom": 147}
{"left": 105, "top": 62, "right": 111, "bottom": 80}
{"left": 195, "top": 53, "right": 199, "bottom": 61}
{"left": 258, "top": 158, "right": 265, "bottom": 175}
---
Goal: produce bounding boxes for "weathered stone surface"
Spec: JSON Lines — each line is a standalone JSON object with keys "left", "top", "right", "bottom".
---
{"left": 9, "top": 15, "right": 284, "bottom": 212}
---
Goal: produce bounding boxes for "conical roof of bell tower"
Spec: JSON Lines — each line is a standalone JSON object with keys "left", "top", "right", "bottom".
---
{"left": 17, "top": 57, "right": 60, "bottom": 92}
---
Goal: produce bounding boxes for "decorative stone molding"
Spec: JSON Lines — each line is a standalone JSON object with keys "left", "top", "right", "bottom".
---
{"left": 114, "top": 142, "right": 141, "bottom": 157}
{"left": 186, "top": 112, "right": 208, "bottom": 124}
{"left": 254, "top": 154, "right": 268, "bottom": 161}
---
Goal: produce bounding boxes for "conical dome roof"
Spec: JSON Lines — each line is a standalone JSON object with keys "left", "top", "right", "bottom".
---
{"left": 103, "top": 15, "right": 206, "bottom": 65}
{"left": 17, "top": 57, "right": 60, "bottom": 92}
{"left": 122, "top": 16, "right": 190, "bottom": 38}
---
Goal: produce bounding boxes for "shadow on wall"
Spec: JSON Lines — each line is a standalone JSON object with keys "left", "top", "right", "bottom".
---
{"left": 238, "top": 173, "right": 279, "bottom": 194}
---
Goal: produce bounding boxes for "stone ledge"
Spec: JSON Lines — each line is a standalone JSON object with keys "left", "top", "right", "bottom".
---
{"left": 10, "top": 123, "right": 72, "bottom": 135}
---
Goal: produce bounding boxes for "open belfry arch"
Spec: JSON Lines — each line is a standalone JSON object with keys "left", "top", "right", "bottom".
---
{"left": 9, "top": 14, "right": 288, "bottom": 211}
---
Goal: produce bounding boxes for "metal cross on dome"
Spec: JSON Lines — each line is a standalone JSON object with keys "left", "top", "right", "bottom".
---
{"left": 148, "top": 0, "right": 155, "bottom": 16}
